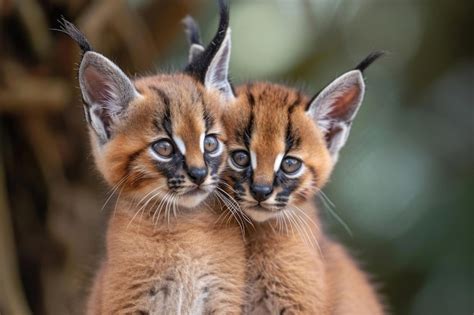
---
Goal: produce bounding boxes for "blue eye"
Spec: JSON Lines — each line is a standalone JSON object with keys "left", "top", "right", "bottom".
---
{"left": 152, "top": 139, "right": 174, "bottom": 158}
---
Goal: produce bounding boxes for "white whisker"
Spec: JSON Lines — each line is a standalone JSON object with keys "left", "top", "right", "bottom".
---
{"left": 316, "top": 188, "right": 353, "bottom": 237}
{"left": 291, "top": 207, "right": 324, "bottom": 260}
{"left": 101, "top": 174, "right": 130, "bottom": 212}
{"left": 215, "top": 191, "right": 245, "bottom": 237}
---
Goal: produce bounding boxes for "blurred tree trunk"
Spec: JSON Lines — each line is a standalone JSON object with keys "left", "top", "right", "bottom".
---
{"left": 0, "top": 156, "right": 31, "bottom": 315}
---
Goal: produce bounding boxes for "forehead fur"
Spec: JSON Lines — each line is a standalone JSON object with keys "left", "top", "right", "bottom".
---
{"left": 223, "top": 82, "right": 333, "bottom": 185}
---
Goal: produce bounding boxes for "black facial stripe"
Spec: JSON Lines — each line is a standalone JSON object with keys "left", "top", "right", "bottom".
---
{"left": 205, "top": 154, "right": 222, "bottom": 176}
{"left": 285, "top": 119, "right": 294, "bottom": 152}
{"left": 153, "top": 154, "right": 184, "bottom": 179}
{"left": 243, "top": 111, "right": 254, "bottom": 148}
{"left": 288, "top": 92, "right": 302, "bottom": 113}
{"left": 192, "top": 88, "right": 214, "bottom": 132}
{"left": 246, "top": 84, "right": 255, "bottom": 107}
{"left": 275, "top": 196, "right": 289, "bottom": 202}
{"left": 274, "top": 171, "right": 301, "bottom": 199}
{"left": 149, "top": 86, "right": 170, "bottom": 106}
{"left": 285, "top": 93, "right": 303, "bottom": 152}
{"left": 168, "top": 175, "right": 186, "bottom": 190}
{"left": 168, "top": 178, "right": 184, "bottom": 184}
{"left": 203, "top": 108, "right": 215, "bottom": 132}
{"left": 150, "top": 86, "right": 173, "bottom": 136}
{"left": 126, "top": 147, "right": 145, "bottom": 174}
{"left": 235, "top": 84, "right": 256, "bottom": 147}
{"left": 285, "top": 121, "right": 301, "bottom": 152}
{"left": 281, "top": 91, "right": 289, "bottom": 105}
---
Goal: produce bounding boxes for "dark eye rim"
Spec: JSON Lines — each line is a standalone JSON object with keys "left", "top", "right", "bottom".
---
{"left": 231, "top": 150, "right": 250, "bottom": 168}
{"left": 281, "top": 156, "right": 303, "bottom": 175}
{"left": 204, "top": 134, "right": 219, "bottom": 153}
{"left": 151, "top": 138, "right": 175, "bottom": 158}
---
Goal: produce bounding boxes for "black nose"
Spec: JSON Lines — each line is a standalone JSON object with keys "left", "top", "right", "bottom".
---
{"left": 250, "top": 184, "right": 273, "bottom": 202}
{"left": 187, "top": 167, "right": 208, "bottom": 185}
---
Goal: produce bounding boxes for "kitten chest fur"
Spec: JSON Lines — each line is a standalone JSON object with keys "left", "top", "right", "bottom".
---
{"left": 87, "top": 200, "right": 246, "bottom": 315}
{"left": 243, "top": 201, "right": 385, "bottom": 315}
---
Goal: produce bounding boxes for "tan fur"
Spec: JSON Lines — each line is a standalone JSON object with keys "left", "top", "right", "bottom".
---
{"left": 85, "top": 75, "right": 247, "bottom": 314}
{"left": 88, "top": 203, "right": 246, "bottom": 314}
{"left": 222, "top": 82, "right": 385, "bottom": 314}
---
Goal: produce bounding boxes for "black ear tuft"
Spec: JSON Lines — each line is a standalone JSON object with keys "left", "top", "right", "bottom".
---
{"left": 55, "top": 17, "right": 93, "bottom": 55}
{"left": 184, "top": 0, "right": 230, "bottom": 82}
{"left": 354, "top": 51, "right": 386, "bottom": 73}
{"left": 183, "top": 15, "right": 203, "bottom": 46}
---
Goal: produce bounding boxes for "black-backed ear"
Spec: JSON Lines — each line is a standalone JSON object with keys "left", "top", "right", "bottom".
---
{"left": 307, "top": 51, "right": 384, "bottom": 162}
{"left": 307, "top": 70, "right": 365, "bottom": 162}
{"left": 56, "top": 18, "right": 140, "bottom": 144}
{"left": 56, "top": 17, "right": 93, "bottom": 56}
{"left": 79, "top": 52, "right": 140, "bottom": 143}
{"left": 203, "top": 27, "right": 233, "bottom": 100}
{"left": 182, "top": 15, "right": 205, "bottom": 63}
{"left": 184, "top": 0, "right": 235, "bottom": 101}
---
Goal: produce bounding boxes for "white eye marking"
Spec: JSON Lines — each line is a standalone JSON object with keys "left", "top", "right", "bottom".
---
{"left": 149, "top": 147, "right": 172, "bottom": 163}
{"left": 285, "top": 164, "right": 306, "bottom": 179}
{"left": 199, "top": 133, "right": 205, "bottom": 153}
{"left": 250, "top": 151, "right": 257, "bottom": 170}
{"left": 274, "top": 153, "right": 284, "bottom": 172}
{"left": 173, "top": 135, "right": 186, "bottom": 155}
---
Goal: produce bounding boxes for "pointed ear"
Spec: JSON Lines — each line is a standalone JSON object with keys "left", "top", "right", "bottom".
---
{"left": 203, "top": 27, "right": 233, "bottom": 100}
{"left": 184, "top": 0, "right": 235, "bottom": 101}
{"left": 79, "top": 51, "right": 140, "bottom": 143}
{"left": 307, "top": 70, "right": 365, "bottom": 162}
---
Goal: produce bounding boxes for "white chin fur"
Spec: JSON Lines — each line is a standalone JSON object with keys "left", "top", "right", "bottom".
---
{"left": 244, "top": 208, "right": 277, "bottom": 222}
{"left": 177, "top": 191, "right": 210, "bottom": 208}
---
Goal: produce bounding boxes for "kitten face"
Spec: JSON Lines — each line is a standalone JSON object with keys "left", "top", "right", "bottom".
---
{"left": 182, "top": 15, "right": 380, "bottom": 223}
{"left": 59, "top": 3, "right": 234, "bottom": 212}
{"left": 222, "top": 83, "right": 332, "bottom": 222}
{"left": 97, "top": 75, "right": 226, "bottom": 208}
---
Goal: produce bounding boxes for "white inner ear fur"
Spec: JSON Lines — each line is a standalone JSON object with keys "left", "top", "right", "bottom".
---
{"left": 204, "top": 28, "right": 235, "bottom": 102}
{"left": 173, "top": 135, "right": 186, "bottom": 155}
{"left": 79, "top": 51, "right": 141, "bottom": 143}
{"left": 306, "top": 70, "right": 365, "bottom": 161}
{"left": 250, "top": 151, "right": 257, "bottom": 170}
{"left": 88, "top": 107, "right": 108, "bottom": 141}
{"left": 307, "top": 70, "right": 365, "bottom": 134}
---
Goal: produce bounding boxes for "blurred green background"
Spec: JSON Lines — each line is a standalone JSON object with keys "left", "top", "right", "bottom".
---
{"left": 1, "top": 0, "right": 472, "bottom": 314}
